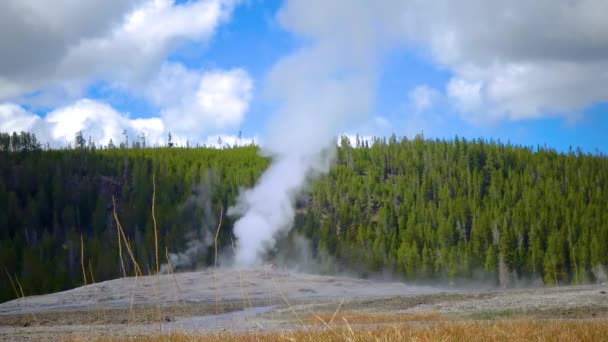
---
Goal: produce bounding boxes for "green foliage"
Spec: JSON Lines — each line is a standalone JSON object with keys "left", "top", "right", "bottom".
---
{"left": 0, "top": 131, "right": 607, "bottom": 302}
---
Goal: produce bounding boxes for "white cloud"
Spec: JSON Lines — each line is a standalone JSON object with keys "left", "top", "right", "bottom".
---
{"left": 46, "top": 99, "right": 165, "bottom": 147}
{"left": 146, "top": 63, "right": 200, "bottom": 108}
{"left": 0, "top": 0, "right": 255, "bottom": 147}
{"left": 0, "top": 104, "right": 40, "bottom": 133}
{"left": 196, "top": 69, "right": 253, "bottom": 127}
{"left": 410, "top": 0, "right": 608, "bottom": 122}
{"left": 0, "top": 0, "right": 256, "bottom": 150}
{"left": 0, "top": 100, "right": 165, "bottom": 148}
{"left": 0, "top": 0, "right": 238, "bottom": 101}
{"left": 0, "top": 98, "right": 259, "bottom": 149}
{"left": 131, "top": 118, "right": 165, "bottom": 138}
{"left": 446, "top": 79, "right": 483, "bottom": 113}
{"left": 272, "top": 0, "right": 608, "bottom": 123}
{"left": 0, "top": 104, "right": 59, "bottom": 144}
{"left": 0, "top": 1, "right": 138, "bottom": 87}
{"left": 149, "top": 63, "right": 253, "bottom": 139}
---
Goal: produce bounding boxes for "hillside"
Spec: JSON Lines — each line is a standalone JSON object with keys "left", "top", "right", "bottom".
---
{"left": 1, "top": 132, "right": 607, "bottom": 302}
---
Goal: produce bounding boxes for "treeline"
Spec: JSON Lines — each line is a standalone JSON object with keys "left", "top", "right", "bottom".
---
{"left": 1, "top": 132, "right": 607, "bottom": 302}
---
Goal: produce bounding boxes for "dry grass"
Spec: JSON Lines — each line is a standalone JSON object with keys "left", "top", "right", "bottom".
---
{"left": 305, "top": 311, "right": 443, "bottom": 326}
{"left": 73, "top": 319, "right": 608, "bottom": 342}
{"left": 4, "top": 269, "right": 40, "bottom": 326}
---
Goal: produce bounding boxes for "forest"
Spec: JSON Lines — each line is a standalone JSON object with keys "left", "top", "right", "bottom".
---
{"left": 1, "top": 131, "right": 607, "bottom": 303}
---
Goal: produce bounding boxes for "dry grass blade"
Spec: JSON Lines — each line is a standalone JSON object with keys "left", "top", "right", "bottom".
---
{"left": 312, "top": 313, "right": 338, "bottom": 337}
{"left": 4, "top": 269, "right": 38, "bottom": 325}
{"left": 151, "top": 173, "right": 162, "bottom": 333}
{"left": 88, "top": 259, "right": 95, "bottom": 284}
{"left": 164, "top": 246, "right": 187, "bottom": 312}
{"left": 213, "top": 205, "right": 224, "bottom": 318}
{"left": 152, "top": 173, "right": 159, "bottom": 276}
{"left": 112, "top": 195, "right": 144, "bottom": 327}
{"left": 5, "top": 268, "right": 19, "bottom": 300}
{"left": 164, "top": 245, "right": 195, "bottom": 325}
{"left": 116, "top": 218, "right": 142, "bottom": 276}
{"left": 270, "top": 275, "right": 306, "bottom": 331}
{"left": 214, "top": 206, "right": 224, "bottom": 266}
{"left": 112, "top": 196, "right": 127, "bottom": 278}
{"left": 329, "top": 298, "right": 344, "bottom": 325}
{"left": 14, "top": 274, "right": 39, "bottom": 326}
{"left": 80, "top": 234, "right": 88, "bottom": 286}
{"left": 342, "top": 317, "right": 355, "bottom": 341}
{"left": 231, "top": 238, "right": 252, "bottom": 311}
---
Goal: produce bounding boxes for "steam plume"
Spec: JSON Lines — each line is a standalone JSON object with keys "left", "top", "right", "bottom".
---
{"left": 230, "top": 1, "right": 405, "bottom": 266}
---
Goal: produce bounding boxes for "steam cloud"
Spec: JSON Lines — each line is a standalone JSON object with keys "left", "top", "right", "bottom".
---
{"left": 160, "top": 173, "right": 219, "bottom": 273}
{"left": 229, "top": 1, "right": 407, "bottom": 266}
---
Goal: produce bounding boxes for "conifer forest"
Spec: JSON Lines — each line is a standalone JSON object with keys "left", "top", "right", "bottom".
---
{"left": 1, "top": 131, "right": 607, "bottom": 302}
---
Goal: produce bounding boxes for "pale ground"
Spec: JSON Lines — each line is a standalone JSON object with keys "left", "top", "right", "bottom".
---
{"left": 1, "top": 269, "right": 607, "bottom": 341}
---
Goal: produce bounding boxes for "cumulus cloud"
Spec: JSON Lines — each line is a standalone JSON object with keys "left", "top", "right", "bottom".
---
{"left": 196, "top": 70, "right": 253, "bottom": 126}
{"left": 4, "top": 0, "right": 604, "bottom": 149}
{"left": 0, "top": 104, "right": 40, "bottom": 133}
{"left": 446, "top": 79, "right": 483, "bottom": 113}
{"left": 0, "top": 100, "right": 165, "bottom": 148}
{"left": 46, "top": 99, "right": 165, "bottom": 146}
{"left": 0, "top": 1, "right": 138, "bottom": 87}
{"left": 0, "top": 0, "right": 255, "bottom": 148}
{"left": 150, "top": 64, "right": 253, "bottom": 139}
{"left": 410, "top": 0, "right": 608, "bottom": 121}
{"left": 266, "top": 1, "right": 608, "bottom": 123}
{"left": 0, "top": 0, "right": 238, "bottom": 101}
{"left": 0, "top": 95, "right": 259, "bottom": 148}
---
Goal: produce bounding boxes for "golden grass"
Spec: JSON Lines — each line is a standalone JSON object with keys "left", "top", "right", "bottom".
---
{"left": 305, "top": 311, "right": 443, "bottom": 326}
{"left": 76, "top": 319, "right": 608, "bottom": 342}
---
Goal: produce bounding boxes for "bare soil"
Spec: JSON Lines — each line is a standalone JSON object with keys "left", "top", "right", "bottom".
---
{"left": 1, "top": 269, "right": 607, "bottom": 341}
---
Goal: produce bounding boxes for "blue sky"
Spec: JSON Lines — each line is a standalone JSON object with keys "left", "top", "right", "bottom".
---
{"left": 0, "top": 0, "right": 606, "bottom": 153}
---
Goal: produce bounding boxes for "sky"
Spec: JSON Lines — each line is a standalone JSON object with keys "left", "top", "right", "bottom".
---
{"left": 0, "top": 0, "right": 606, "bottom": 152}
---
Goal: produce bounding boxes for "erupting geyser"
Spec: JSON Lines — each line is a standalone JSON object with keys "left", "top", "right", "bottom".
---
{"left": 229, "top": 0, "right": 407, "bottom": 266}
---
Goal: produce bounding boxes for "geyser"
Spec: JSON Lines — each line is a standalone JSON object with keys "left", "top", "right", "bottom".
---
{"left": 230, "top": 0, "right": 407, "bottom": 266}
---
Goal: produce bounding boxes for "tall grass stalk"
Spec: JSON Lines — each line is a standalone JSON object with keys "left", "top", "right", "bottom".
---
{"left": 80, "top": 234, "right": 88, "bottom": 286}
{"left": 213, "top": 205, "right": 224, "bottom": 320}
{"left": 112, "top": 196, "right": 127, "bottom": 278}
{"left": 151, "top": 174, "right": 162, "bottom": 333}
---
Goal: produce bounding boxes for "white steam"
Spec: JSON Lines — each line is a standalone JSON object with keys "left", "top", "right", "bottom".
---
{"left": 229, "top": 1, "right": 407, "bottom": 266}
